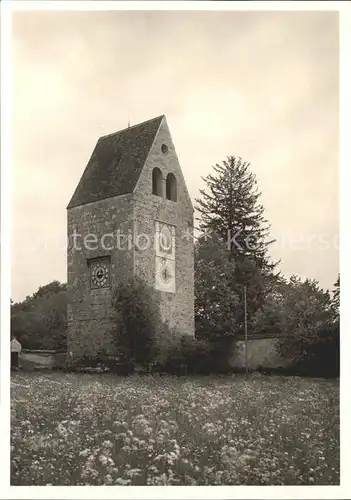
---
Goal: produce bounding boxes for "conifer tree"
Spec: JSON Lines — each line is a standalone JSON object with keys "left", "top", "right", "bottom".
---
{"left": 195, "top": 155, "right": 279, "bottom": 334}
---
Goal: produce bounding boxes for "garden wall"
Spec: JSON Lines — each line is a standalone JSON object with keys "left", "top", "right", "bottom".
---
{"left": 18, "top": 336, "right": 289, "bottom": 372}
{"left": 229, "top": 335, "right": 289, "bottom": 370}
{"left": 20, "top": 350, "right": 66, "bottom": 370}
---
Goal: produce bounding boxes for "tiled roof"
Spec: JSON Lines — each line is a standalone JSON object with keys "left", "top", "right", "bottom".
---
{"left": 67, "top": 115, "right": 164, "bottom": 209}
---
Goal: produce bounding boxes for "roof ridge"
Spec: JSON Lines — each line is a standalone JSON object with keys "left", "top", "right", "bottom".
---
{"left": 100, "top": 114, "right": 165, "bottom": 140}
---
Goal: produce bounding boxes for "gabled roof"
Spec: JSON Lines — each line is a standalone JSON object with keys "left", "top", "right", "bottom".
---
{"left": 67, "top": 115, "right": 164, "bottom": 209}
{"left": 11, "top": 338, "right": 22, "bottom": 352}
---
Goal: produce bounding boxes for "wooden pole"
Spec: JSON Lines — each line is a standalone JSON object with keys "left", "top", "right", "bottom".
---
{"left": 244, "top": 285, "right": 248, "bottom": 379}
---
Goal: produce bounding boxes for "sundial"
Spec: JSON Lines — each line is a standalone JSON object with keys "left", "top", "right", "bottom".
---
{"left": 161, "top": 264, "right": 172, "bottom": 284}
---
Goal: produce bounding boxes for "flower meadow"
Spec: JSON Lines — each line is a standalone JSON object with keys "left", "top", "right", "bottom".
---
{"left": 11, "top": 372, "right": 339, "bottom": 485}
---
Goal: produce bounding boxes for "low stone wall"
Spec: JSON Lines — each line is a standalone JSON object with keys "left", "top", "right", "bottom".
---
{"left": 229, "top": 336, "right": 289, "bottom": 370}
{"left": 18, "top": 336, "right": 289, "bottom": 372}
{"left": 20, "top": 350, "right": 67, "bottom": 370}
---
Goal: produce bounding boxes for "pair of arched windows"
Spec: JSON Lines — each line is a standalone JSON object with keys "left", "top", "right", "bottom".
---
{"left": 152, "top": 168, "right": 177, "bottom": 201}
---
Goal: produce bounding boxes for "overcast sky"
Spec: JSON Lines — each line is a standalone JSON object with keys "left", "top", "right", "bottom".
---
{"left": 12, "top": 9, "right": 339, "bottom": 302}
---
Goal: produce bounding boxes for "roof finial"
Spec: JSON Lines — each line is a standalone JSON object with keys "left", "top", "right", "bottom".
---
{"left": 128, "top": 119, "right": 130, "bottom": 128}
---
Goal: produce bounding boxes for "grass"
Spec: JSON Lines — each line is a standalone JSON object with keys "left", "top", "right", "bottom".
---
{"left": 11, "top": 371, "right": 339, "bottom": 485}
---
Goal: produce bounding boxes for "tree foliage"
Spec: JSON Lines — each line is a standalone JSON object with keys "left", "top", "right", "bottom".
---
{"left": 330, "top": 274, "right": 340, "bottom": 321}
{"left": 194, "top": 232, "right": 240, "bottom": 339}
{"left": 111, "top": 276, "right": 163, "bottom": 364}
{"left": 11, "top": 281, "right": 67, "bottom": 351}
{"left": 254, "top": 275, "right": 340, "bottom": 377}
{"left": 194, "top": 154, "right": 338, "bottom": 377}
{"left": 196, "top": 155, "right": 277, "bottom": 270}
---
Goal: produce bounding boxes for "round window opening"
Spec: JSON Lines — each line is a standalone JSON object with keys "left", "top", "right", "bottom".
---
{"left": 161, "top": 144, "right": 169, "bottom": 154}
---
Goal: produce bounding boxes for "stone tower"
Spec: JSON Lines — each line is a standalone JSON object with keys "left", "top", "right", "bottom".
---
{"left": 67, "top": 115, "right": 194, "bottom": 359}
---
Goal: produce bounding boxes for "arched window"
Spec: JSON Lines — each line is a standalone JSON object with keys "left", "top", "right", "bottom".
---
{"left": 166, "top": 173, "right": 177, "bottom": 201}
{"left": 152, "top": 167, "right": 162, "bottom": 196}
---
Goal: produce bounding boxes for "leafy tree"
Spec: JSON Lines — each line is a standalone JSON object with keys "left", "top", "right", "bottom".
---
{"left": 32, "top": 281, "right": 67, "bottom": 300}
{"left": 276, "top": 276, "right": 339, "bottom": 376}
{"left": 250, "top": 275, "right": 290, "bottom": 336}
{"left": 11, "top": 281, "right": 67, "bottom": 350}
{"left": 34, "top": 290, "right": 67, "bottom": 350}
{"left": 194, "top": 232, "right": 240, "bottom": 339}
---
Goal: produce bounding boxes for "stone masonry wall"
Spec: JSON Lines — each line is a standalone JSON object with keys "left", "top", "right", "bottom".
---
{"left": 133, "top": 118, "right": 194, "bottom": 336}
{"left": 228, "top": 337, "right": 290, "bottom": 370}
{"left": 67, "top": 194, "right": 134, "bottom": 359}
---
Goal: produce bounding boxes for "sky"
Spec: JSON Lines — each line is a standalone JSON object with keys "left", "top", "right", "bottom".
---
{"left": 11, "top": 9, "right": 339, "bottom": 302}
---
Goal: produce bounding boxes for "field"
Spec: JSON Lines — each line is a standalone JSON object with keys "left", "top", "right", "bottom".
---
{"left": 11, "top": 372, "right": 339, "bottom": 486}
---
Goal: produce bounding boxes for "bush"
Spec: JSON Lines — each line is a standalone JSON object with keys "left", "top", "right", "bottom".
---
{"left": 278, "top": 319, "right": 339, "bottom": 378}
{"left": 68, "top": 354, "right": 134, "bottom": 375}
{"left": 151, "top": 328, "right": 185, "bottom": 374}
{"left": 111, "top": 277, "right": 164, "bottom": 365}
{"left": 152, "top": 331, "right": 230, "bottom": 375}
{"left": 275, "top": 276, "right": 340, "bottom": 377}
{"left": 111, "top": 277, "right": 217, "bottom": 375}
{"left": 181, "top": 336, "right": 217, "bottom": 374}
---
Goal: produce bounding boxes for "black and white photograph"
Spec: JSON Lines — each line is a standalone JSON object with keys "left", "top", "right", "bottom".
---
{"left": 1, "top": 0, "right": 347, "bottom": 495}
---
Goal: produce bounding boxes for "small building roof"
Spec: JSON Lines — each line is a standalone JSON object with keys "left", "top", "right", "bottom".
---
{"left": 11, "top": 338, "right": 22, "bottom": 352}
{"left": 67, "top": 115, "right": 164, "bottom": 209}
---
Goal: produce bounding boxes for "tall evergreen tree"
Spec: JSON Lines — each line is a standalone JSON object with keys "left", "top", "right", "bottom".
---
{"left": 195, "top": 155, "right": 279, "bottom": 330}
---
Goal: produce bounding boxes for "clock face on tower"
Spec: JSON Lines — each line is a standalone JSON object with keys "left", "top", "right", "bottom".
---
{"left": 89, "top": 258, "right": 110, "bottom": 289}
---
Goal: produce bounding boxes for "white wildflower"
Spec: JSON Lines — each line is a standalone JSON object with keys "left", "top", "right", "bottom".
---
{"left": 79, "top": 448, "right": 90, "bottom": 457}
